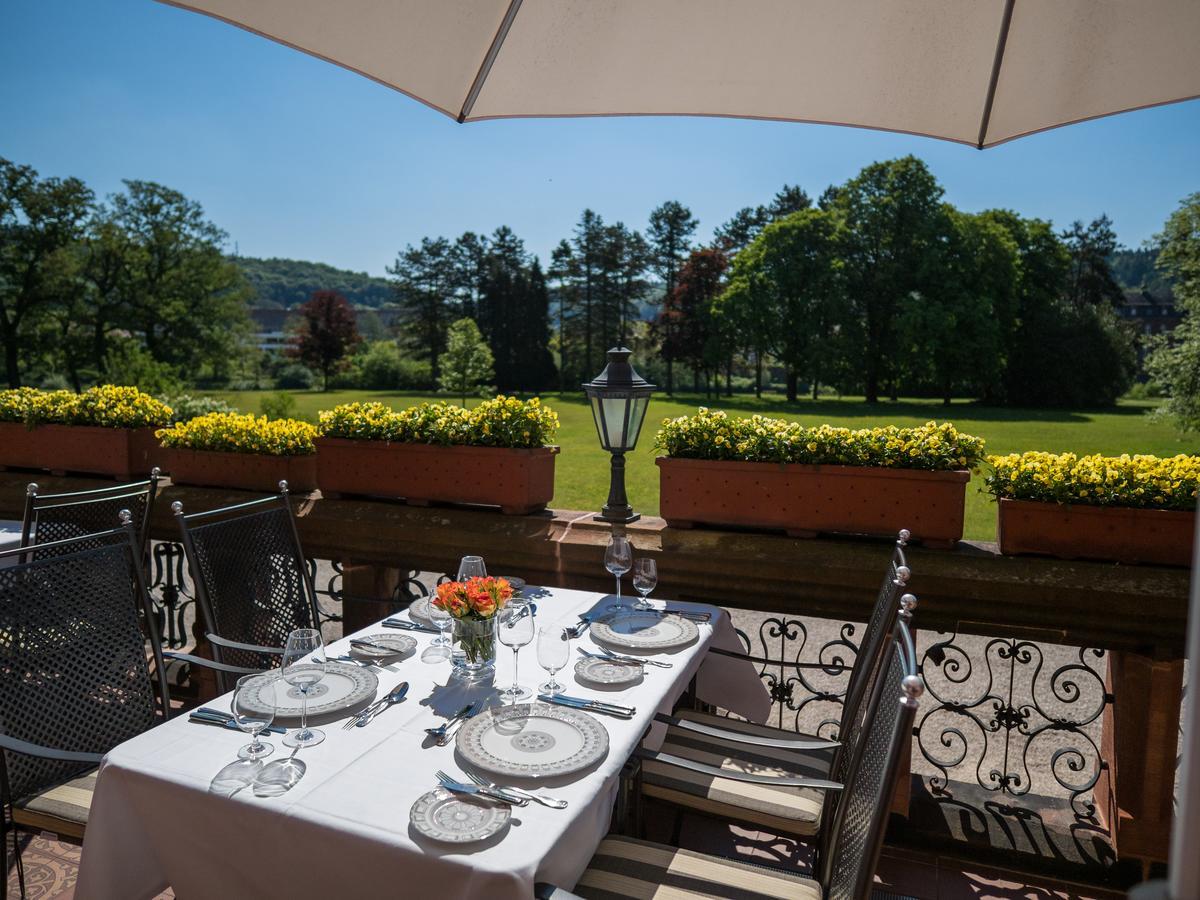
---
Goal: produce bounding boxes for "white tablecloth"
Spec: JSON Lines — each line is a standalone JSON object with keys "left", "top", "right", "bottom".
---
{"left": 75, "top": 587, "right": 768, "bottom": 900}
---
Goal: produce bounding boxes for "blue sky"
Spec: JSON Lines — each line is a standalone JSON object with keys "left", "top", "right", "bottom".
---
{"left": 3, "top": 0, "right": 1198, "bottom": 277}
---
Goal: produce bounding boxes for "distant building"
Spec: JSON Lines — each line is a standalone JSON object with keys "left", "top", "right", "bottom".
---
{"left": 1115, "top": 289, "right": 1181, "bottom": 337}
{"left": 249, "top": 306, "right": 404, "bottom": 352}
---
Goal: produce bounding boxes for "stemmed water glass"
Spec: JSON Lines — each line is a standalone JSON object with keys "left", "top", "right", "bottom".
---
{"left": 428, "top": 595, "right": 452, "bottom": 658}
{"left": 499, "top": 599, "right": 535, "bottom": 702}
{"left": 605, "top": 534, "right": 633, "bottom": 613}
{"left": 458, "top": 555, "right": 487, "bottom": 581}
{"left": 282, "top": 628, "right": 327, "bottom": 748}
{"left": 536, "top": 625, "right": 570, "bottom": 696}
{"left": 232, "top": 674, "right": 276, "bottom": 760}
{"left": 632, "top": 558, "right": 658, "bottom": 611}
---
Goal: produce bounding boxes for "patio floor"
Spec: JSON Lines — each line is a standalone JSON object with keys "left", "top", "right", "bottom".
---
{"left": 6, "top": 801, "right": 1128, "bottom": 900}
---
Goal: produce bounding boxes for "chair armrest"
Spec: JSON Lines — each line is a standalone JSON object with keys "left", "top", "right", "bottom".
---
{"left": 163, "top": 651, "right": 265, "bottom": 676}
{"left": 654, "top": 712, "right": 840, "bottom": 751}
{"left": 706, "top": 644, "right": 850, "bottom": 674}
{"left": 0, "top": 733, "right": 104, "bottom": 765}
{"left": 636, "top": 748, "right": 844, "bottom": 791}
{"left": 533, "top": 884, "right": 584, "bottom": 900}
{"left": 205, "top": 634, "right": 285, "bottom": 656}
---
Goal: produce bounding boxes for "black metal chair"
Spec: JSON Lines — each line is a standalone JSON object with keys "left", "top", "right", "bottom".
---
{"left": 172, "top": 481, "right": 320, "bottom": 693}
{"left": 638, "top": 531, "right": 912, "bottom": 844}
{"left": 19, "top": 470, "right": 161, "bottom": 560}
{"left": 0, "top": 518, "right": 170, "bottom": 900}
{"left": 539, "top": 613, "right": 924, "bottom": 900}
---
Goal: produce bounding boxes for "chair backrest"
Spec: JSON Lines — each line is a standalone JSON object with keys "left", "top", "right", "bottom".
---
{"left": 174, "top": 483, "right": 319, "bottom": 689}
{"left": 0, "top": 522, "right": 169, "bottom": 804}
{"left": 21, "top": 471, "right": 160, "bottom": 560}
{"left": 819, "top": 610, "right": 923, "bottom": 900}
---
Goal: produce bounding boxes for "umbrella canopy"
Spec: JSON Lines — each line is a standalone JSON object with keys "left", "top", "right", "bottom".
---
{"left": 162, "top": 0, "right": 1198, "bottom": 148}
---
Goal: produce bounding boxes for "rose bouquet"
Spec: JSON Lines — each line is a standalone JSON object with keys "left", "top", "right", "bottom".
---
{"left": 434, "top": 576, "right": 514, "bottom": 666}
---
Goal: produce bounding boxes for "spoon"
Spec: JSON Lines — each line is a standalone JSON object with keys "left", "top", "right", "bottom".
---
{"left": 354, "top": 682, "right": 409, "bottom": 727}
{"left": 424, "top": 703, "right": 476, "bottom": 744}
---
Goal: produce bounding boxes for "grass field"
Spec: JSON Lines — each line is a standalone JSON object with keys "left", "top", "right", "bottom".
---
{"left": 214, "top": 389, "right": 1197, "bottom": 542}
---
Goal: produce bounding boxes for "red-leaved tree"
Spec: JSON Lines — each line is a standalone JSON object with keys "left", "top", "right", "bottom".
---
{"left": 290, "top": 290, "right": 361, "bottom": 390}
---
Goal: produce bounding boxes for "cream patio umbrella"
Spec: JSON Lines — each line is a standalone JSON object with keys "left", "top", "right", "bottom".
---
{"left": 159, "top": 0, "right": 1200, "bottom": 149}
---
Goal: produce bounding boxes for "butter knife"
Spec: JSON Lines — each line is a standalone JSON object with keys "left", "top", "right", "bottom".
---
{"left": 188, "top": 712, "right": 287, "bottom": 735}
{"left": 538, "top": 693, "right": 636, "bottom": 719}
{"left": 382, "top": 619, "right": 440, "bottom": 635}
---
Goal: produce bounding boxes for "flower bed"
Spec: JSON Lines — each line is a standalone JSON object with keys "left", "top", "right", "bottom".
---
{"left": 0, "top": 386, "right": 171, "bottom": 478}
{"left": 654, "top": 410, "right": 984, "bottom": 547}
{"left": 315, "top": 397, "right": 559, "bottom": 514}
{"left": 986, "top": 452, "right": 1199, "bottom": 565}
{"left": 157, "top": 412, "right": 318, "bottom": 491}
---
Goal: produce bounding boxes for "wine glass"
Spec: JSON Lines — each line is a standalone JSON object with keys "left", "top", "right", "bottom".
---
{"left": 282, "top": 628, "right": 327, "bottom": 748}
{"left": 536, "top": 624, "right": 570, "bottom": 696}
{"left": 427, "top": 594, "right": 452, "bottom": 656}
{"left": 632, "top": 558, "right": 658, "bottom": 612}
{"left": 232, "top": 674, "right": 275, "bottom": 760}
{"left": 458, "top": 556, "right": 487, "bottom": 581}
{"left": 605, "top": 534, "right": 633, "bottom": 613}
{"left": 498, "top": 599, "right": 535, "bottom": 702}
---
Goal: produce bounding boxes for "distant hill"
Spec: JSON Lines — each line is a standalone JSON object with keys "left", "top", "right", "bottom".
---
{"left": 1110, "top": 247, "right": 1174, "bottom": 297}
{"left": 234, "top": 256, "right": 393, "bottom": 308}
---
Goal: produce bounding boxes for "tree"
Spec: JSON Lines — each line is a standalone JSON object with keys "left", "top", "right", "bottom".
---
{"left": 718, "top": 209, "right": 843, "bottom": 401}
{"left": 662, "top": 247, "right": 728, "bottom": 396}
{"left": 1062, "top": 215, "right": 1125, "bottom": 308}
{"left": 647, "top": 201, "right": 697, "bottom": 393}
{"left": 439, "top": 317, "right": 494, "bottom": 404}
{"left": 714, "top": 184, "right": 811, "bottom": 257}
{"left": 291, "top": 290, "right": 361, "bottom": 389}
{"left": 829, "top": 157, "right": 945, "bottom": 403}
{"left": 0, "top": 158, "right": 93, "bottom": 386}
{"left": 109, "top": 180, "right": 252, "bottom": 379}
{"left": 1147, "top": 193, "right": 1200, "bottom": 429}
{"left": 388, "top": 236, "right": 456, "bottom": 381}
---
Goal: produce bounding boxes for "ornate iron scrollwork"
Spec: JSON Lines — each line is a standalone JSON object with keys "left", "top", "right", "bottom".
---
{"left": 147, "top": 541, "right": 194, "bottom": 648}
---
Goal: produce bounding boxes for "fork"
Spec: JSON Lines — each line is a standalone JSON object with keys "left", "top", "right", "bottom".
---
{"left": 436, "top": 770, "right": 528, "bottom": 806}
{"left": 464, "top": 769, "right": 567, "bottom": 809}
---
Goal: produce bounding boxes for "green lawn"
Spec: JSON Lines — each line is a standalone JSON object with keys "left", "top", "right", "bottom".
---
{"left": 214, "top": 389, "right": 1197, "bottom": 542}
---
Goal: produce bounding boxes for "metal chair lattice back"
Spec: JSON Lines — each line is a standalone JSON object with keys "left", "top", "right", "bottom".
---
{"left": 20, "top": 471, "right": 160, "bottom": 561}
{"left": 0, "top": 523, "right": 169, "bottom": 844}
{"left": 174, "top": 483, "right": 319, "bottom": 693}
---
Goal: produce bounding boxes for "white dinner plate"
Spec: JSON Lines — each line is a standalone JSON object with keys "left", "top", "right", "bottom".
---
{"left": 236, "top": 662, "right": 378, "bottom": 722}
{"left": 410, "top": 787, "right": 511, "bottom": 844}
{"left": 456, "top": 702, "right": 609, "bottom": 779}
{"left": 589, "top": 611, "right": 699, "bottom": 652}
{"left": 407, "top": 596, "right": 437, "bottom": 625}
{"left": 350, "top": 632, "right": 417, "bottom": 660}
{"left": 574, "top": 657, "right": 643, "bottom": 687}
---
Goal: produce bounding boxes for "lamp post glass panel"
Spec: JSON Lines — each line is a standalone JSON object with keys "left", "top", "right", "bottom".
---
{"left": 583, "top": 347, "right": 655, "bottom": 523}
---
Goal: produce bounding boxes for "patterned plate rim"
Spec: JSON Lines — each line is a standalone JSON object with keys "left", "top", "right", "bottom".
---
{"left": 455, "top": 702, "right": 609, "bottom": 779}
{"left": 574, "top": 657, "right": 643, "bottom": 686}
{"left": 409, "top": 787, "right": 511, "bottom": 844}
{"left": 239, "top": 662, "right": 378, "bottom": 718}
{"left": 351, "top": 632, "right": 417, "bottom": 658}
{"left": 589, "top": 611, "right": 699, "bottom": 651}
{"left": 407, "top": 596, "right": 436, "bottom": 625}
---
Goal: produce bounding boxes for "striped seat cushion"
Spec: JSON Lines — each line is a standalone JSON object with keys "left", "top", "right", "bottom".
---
{"left": 642, "top": 710, "right": 836, "bottom": 835}
{"left": 12, "top": 769, "right": 97, "bottom": 840}
{"left": 574, "top": 835, "right": 821, "bottom": 900}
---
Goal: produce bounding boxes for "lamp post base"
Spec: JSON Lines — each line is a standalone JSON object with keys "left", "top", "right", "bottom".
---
{"left": 594, "top": 509, "right": 641, "bottom": 524}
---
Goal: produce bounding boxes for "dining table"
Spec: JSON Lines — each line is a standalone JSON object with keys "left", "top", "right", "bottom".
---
{"left": 74, "top": 586, "right": 770, "bottom": 900}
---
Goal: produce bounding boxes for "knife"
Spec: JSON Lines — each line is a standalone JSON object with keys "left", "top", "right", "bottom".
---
{"left": 660, "top": 609, "right": 712, "bottom": 623}
{"left": 538, "top": 693, "right": 636, "bottom": 719}
{"left": 583, "top": 648, "right": 673, "bottom": 669}
{"left": 188, "top": 711, "right": 287, "bottom": 735}
{"left": 350, "top": 637, "right": 399, "bottom": 653}
{"left": 382, "top": 619, "right": 440, "bottom": 635}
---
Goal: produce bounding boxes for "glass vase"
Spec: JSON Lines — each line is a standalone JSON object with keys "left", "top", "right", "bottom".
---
{"left": 450, "top": 615, "right": 497, "bottom": 681}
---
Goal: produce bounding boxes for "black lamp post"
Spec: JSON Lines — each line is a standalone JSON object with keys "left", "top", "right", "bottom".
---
{"left": 583, "top": 347, "right": 656, "bottom": 523}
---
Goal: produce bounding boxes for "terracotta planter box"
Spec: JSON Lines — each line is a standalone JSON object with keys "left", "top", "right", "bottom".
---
{"left": 0, "top": 423, "right": 166, "bottom": 479}
{"left": 166, "top": 448, "right": 318, "bottom": 493}
{"left": 656, "top": 456, "right": 970, "bottom": 548}
{"left": 997, "top": 498, "right": 1194, "bottom": 567}
{"left": 316, "top": 438, "right": 558, "bottom": 515}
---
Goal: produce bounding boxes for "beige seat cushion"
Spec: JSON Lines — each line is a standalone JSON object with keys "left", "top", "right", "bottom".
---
{"left": 12, "top": 769, "right": 96, "bottom": 840}
{"left": 574, "top": 835, "right": 822, "bottom": 900}
{"left": 642, "top": 710, "right": 836, "bottom": 836}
